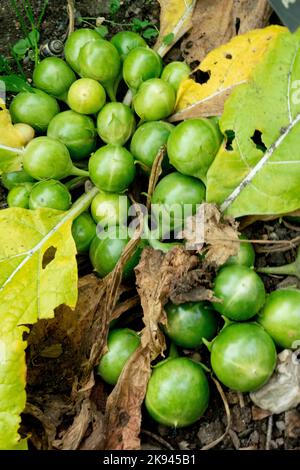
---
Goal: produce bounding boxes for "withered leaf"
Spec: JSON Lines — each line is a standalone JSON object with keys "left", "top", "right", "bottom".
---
{"left": 181, "top": 0, "right": 272, "bottom": 64}
{"left": 250, "top": 349, "right": 300, "bottom": 414}
{"left": 104, "top": 247, "right": 214, "bottom": 450}
{"left": 181, "top": 203, "right": 240, "bottom": 267}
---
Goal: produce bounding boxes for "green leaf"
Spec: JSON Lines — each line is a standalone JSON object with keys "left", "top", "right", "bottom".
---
{"left": 0, "top": 55, "right": 11, "bottom": 74}
{"left": 12, "top": 39, "right": 29, "bottom": 57}
{"left": 0, "top": 75, "right": 32, "bottom": 93}
{"left": 0, "top": 188, "right": 98, "bottom": 449}
{"left": 28, "top": 29, "right": 40, "bottom": 45}
{"left": 206, "top": 29, "right": 300, "bottom": 217}
{"left": 143, "top": 28, "right": 159, "bottom": 39}
{"left": 162, "top": 32, "right": 174, "bottom": 45}
{"left": 95, "top": 25, "right": 108, "bottom": 38}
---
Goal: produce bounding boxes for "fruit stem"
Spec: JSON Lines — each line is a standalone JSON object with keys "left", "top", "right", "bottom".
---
{"left": 70, "top": 166, "right": 90, "bottom": 177}
{"left": 257, "top": 248, "right": 300, "bottom": 279}
{"left": 65, "top": 176, "right": 88, "bottom": 191}
{"left": 168, "top": 342, "right": 179, "bottom": 359}
{"left": 104, "top": 81, "right": 117, "bottom": 102}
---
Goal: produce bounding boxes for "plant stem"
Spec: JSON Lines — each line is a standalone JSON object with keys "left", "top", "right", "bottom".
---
{"left": 65, "top": 176, "right": 88, "bottom": 191}
{"left": 0, "top": 143, "right": 25, "bottom": 154}
{"left": 258, "top": 262, "right": 298, "bottom": 277}
{"left": 70, "top": 166, "right": 89, "bottom": 177}
{"left": 68, "top": 185, "right": 99, "bottom": 217}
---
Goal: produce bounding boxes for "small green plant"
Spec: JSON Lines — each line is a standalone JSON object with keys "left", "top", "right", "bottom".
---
{"left": 130, "top": 18, "right": 158, "bottom": 39}
{"left": 109, "top": 0, "right": 121, "bottom": 16}
{"left": 10, "top": 0, "right": 48, "bottom": 69}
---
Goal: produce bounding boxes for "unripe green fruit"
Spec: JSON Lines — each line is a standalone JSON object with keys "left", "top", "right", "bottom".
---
{"left": 111, "top": 31, "right": 147, "bottom": 60}
{"left": 7, "top": 183, "right": 34, "bottom": 208}
{"left": 72, "top": 212, "right": 96, "bottom": 253}
{"left": 96, "top": 328, "right": 140, "bottom": 385}
{"left": 47, "top": 110, "right": 96, "bottom": 160}
{"left": 130, "top": 121, "right": 174, "bottom": 170}
{"left": 133, "top": 78, "right": 176, "bottom": 121}
{"left": 64, "top": 28, "right": 100, "bottom": 74}
{"left": 91, "top": 192, "right": 129, "bottom": 227}
{"left": 97, "top": 102, "right": 135, "bottom": 145}
{"left": 89, "top": 145, "right": 135, "bottom": 193}
{"left": 23, "top": 137, "right": 87, "bottom": 180}
{"left": 145, "top": 358, "right": 209, "bottom": 427}
{"left": 123, "top": 47, "right": 162, "bottom": 92}
{"left": 29, "top": 180, "right": 71, "bottom": 211}
{"left": 79, "top": 39, "right": 121, "bottom": 101}
{"left": 1, "top": 170, "right": 35, "bottom": 190}
{"left": 67, "top": 78, "right": 106, "bottom": 114}
{"left": 10, "top": 89, "right": 59, "bottom": 132}
{"left": 161, "top": 61, "right": 191, "bottom": 91}
{"left": 33, "top": 57, "right": 76, "bottom": 100}
{"left": 167, "top": 118, "right": 222, "bottom": 183}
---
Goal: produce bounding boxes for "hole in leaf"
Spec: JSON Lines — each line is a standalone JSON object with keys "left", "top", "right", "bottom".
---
{"left": 251, "top": 130, "right": 267, "bottom": 152}
{"left": 225, "top": 130, "right": 235, "bottom": 150}
{"left": 42, "top": 246, "right": 57, "bottom": 269}
{"left": 191, "top": 69, "right": 210, "bottom": 84}
{"left": 235, "top": 17, "right": 241, "bottom": 34}
{"left": 225, "top": 53, "right": 232, "bottom": 60}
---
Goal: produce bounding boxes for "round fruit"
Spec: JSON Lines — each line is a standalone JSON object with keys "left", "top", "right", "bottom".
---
{"left": 123, "top": 47, "right": 162, "bottom": 92}
{"left": 91, "top": 192, "right": 129, "bottom": 227}
{"left": 7, "top": 183, "right": 34, "bottom": 208}
{"left": 130, "top": 121, "right": 174, "bottom": 169}
{"left": 10, "top": 89, "right": 59, "bottom": 132}
{"left": 224, "top": 235, "right": 255, "bottom": 268}
{"left": 151, "top": 172, "right": 206, "bottom": 230}
{"left": 14, "top": 123, "right": 35, "bottom": 145}
{"left": 96, "top": 328, "right": 140, "bottom": 385}
{"left": 64, "top": 28, "right": 101, "bottom": 74}
{"left": 67, "top": 78, "right": 106, "bottom": 114}
{"left": 213, "top": 265, "right": 265, "bottom": 321}
{"left": 23, "top": 137, "right": 88, "bottom": 180}
{"left": 161, "top": 61, "right": 191, "bottom": 91}
{"left": 47, "top": 110, "right": 96, "bottom": 160}
{"left": 89, "top": 226, "right": 141, "bottom": 278}
{"left": 71, "top": 212, "right": 96, "bottom": 253}
{"left": 167, "top": 118, "right": 222, "bottom": 182}
{"left": 133, "top": 78, "right": 176, "bottom": 121}
{"left": 258, "top": 289, "right": 300, "bottom": 349}
{"left": 29, "top": 180, "right": 71, "bottom": 210}
{"left": 1, "top": 169, "right": 35, "bottom": 190}
{"left": 33, "top": 57, "right": 76, "bottom": 99}
{"left": 89, "top": 145, "right": 135, "bottom": 193}
{"left": 145, "top": 357, "right": 209, "bottom": 427}
{"left": 210, "top": 323, "right": 277, "bottom": 392}
{"left": 78, "top": 39, "right": 121, "bottom": 100}
{"left": 111, "top": 31, "right": 147, "bottom": 60}
{"left": 97, "top": 102, "right": 135, "bottom": 145}
{"left": 164, "top": 301, "right": 219, "bottom": 349}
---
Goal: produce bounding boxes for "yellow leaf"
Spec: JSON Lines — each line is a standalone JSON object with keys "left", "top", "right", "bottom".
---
{"left": 171, "top": 25, "right": 286, "bottom": 121}
{"left": 0, "top": 103, "right": 24, "bottom": 173}
{"left": 0, "top": 186, "right": 99, "bottom": 449}
{"left": 154, "top": 0, "right": 197, "bottom": 57}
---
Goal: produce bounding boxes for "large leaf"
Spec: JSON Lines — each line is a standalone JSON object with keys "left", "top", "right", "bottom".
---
{"left": 171, "top": 25, "right": 286, "bottom": 121}
{"left": 154, "top": 0, "right": 197, "bottom": 57}
{"left": 0, "top": 103, "right": 23, "bottom": 174}
{"left": 206, "top": 29, "right": 300, "bottom": 217}
{"left": 0, "top": 187, "right": 98, "bottom": 450}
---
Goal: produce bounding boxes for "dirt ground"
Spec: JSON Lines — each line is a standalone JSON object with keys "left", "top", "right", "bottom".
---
{"left": 1, "top": 0, "right": 300, "bottom": 451}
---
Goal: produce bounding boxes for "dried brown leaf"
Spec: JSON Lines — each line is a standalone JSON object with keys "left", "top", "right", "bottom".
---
{"left": 181, "top": 0, "right": 272, "bottom": 64}
{"left": 104, "top": 247, "right": 214, "bottom": 450}
{"left": 182, "top": 203, "right": 240, "bottom": 267}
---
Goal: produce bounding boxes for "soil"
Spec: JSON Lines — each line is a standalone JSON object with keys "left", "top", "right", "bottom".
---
{"left": 1, "top": 0, "right": 300, "bottom": 452}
